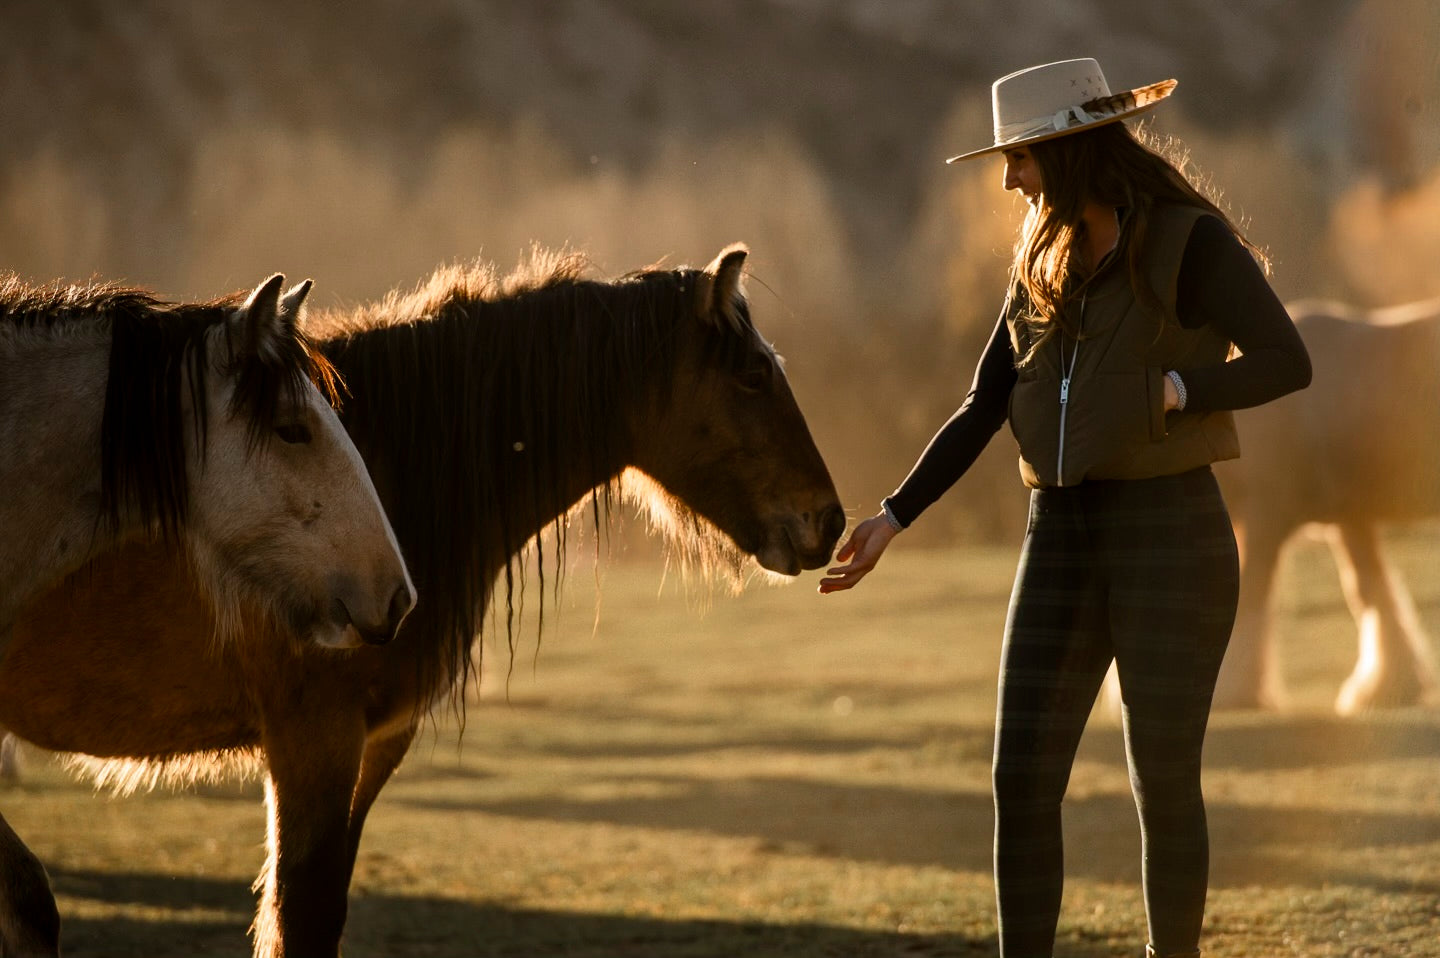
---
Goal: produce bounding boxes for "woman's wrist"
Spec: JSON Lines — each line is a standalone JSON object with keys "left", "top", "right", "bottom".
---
{"left": 880, "top": 499, "right": 905, "bottom": 532}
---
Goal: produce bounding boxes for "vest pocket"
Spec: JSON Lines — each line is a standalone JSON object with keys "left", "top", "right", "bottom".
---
{"left": 1077, "top": 369, "right": 1153, "bottom": 477}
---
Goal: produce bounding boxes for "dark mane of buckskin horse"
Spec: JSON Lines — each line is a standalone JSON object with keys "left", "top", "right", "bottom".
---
{"left": 0, "top": 275, "right": 340, "bottom": 541}
{"left": 312, "top": 247, "right": 779, "bottom": 712}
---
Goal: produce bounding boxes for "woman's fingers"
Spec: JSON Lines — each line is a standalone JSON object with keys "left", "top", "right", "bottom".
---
{"left": 818, "top": 516, "right": 894, "bottom": 594}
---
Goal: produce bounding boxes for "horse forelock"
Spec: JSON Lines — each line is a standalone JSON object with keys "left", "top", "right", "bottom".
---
{"left": 40, "top": 275, "right": 348, "bottom": 539}
{"left": 223, "top": 314, "right": 345, "bottom": 452}
{"left": 92, "top": 287, "right": 249, "bottom": 542}
{"left": 314, "top": 249, "right": 755, "bottom": 717}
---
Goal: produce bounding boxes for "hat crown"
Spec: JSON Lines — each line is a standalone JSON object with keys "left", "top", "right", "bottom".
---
{"left": 992, "top": 58, "right": 1111, "bottom": 135}
{"left": 945, "top": 57, "right": 1174, "bottom": 164}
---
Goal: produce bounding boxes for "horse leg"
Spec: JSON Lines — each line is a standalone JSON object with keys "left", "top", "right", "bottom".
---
{"left": 0, "top": 812, "right": 59, "bottom": 958}
{"left": 250, "top": 707, "right": 367, "bottom": 958}
{"left": 1213, "top": 516, "right": 1291, "bottom": 710}
{"left": 1332, "top": 523, "right": 1439, "bottom": 714}
{"left": 334, "top": 723, "right": 419, "bottom": 896}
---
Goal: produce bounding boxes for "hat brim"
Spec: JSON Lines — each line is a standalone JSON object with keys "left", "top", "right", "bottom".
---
{"left": 945, "top": 78, "right": 1177, "bottom": 164}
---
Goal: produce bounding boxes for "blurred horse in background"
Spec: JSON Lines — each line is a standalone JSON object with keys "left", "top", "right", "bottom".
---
{"left": 0, "top": 244, "right": 844, "bottom": 958}
{"left": 1212, "top": 297, "right": 1440, "bottom": 713}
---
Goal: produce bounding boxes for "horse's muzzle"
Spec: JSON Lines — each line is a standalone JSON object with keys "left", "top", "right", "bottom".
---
{"left": 360, "top": 581, "right": 416, "bottom": 645}
{"left": 328, "top": 579, "right": 416, "bottom": 647}
{"left": 760, "top": 502, "right": 847, "bottom": 574}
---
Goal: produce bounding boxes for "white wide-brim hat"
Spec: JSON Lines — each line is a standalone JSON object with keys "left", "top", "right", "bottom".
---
{"left": 946, "top": 57, "right": 1176, "bottom": 163}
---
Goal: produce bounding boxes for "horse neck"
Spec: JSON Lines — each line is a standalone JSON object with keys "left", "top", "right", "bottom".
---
{"left": 0, "top": 329, "right": 123, "bottom": 628}
{"left": 479, "top": 319, "right": 642, "bottom": 551}
{"left": 327, "top": 291, "right": 647, "bottom": 585}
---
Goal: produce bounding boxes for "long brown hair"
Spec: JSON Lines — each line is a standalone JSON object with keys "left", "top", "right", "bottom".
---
{"left": 1011, "top": 120, "right": 1267, "bottom": 356}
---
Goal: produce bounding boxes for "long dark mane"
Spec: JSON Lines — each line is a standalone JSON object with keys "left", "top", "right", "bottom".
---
{"left": 0, "top": 275, "right": 338, "bottom": 541}
{"left": 315, "top": 248, "right": 752, "bottom": 714}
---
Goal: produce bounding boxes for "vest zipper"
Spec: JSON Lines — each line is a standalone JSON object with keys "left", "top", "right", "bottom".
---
{"left": 1055, "top": 292, "right": 1086, "bottom": 487}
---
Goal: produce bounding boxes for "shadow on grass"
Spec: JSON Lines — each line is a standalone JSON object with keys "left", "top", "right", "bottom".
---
{"left": 477, "top": 726, "right": 995, "bottom": 762}
{"left": 467, "top": 697, "right": 1440, "bottom": 772}
{"left": 50, "top": 867, "right": 250, "bottom": 957}
{"left": 395, "top": 768, "right": 1440, "bottom": 893}
{"left": 49, "top": 866, "right": 1009, "bottom": 958}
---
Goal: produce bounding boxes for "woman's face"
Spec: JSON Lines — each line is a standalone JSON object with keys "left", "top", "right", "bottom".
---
{"left": 1002, "top": 146, "right": 1042, "bottom": 207}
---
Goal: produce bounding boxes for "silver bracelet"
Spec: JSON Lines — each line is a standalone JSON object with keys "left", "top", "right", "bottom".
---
{"left": 881, "top": 499, "right": 904, "bottom": 532}
{"left": 1166, "top": 369, "right": 1188, "bottom": 411}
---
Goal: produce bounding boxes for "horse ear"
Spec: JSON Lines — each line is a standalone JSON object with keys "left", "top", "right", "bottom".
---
{"left": 234, "top": 273, "right": 289, "bottom": 362}
{"left": 699, "top": 243, "right": 749, "bottom": 334}
{"left": 279, "top": 278, "right": 313, "bottom": 330}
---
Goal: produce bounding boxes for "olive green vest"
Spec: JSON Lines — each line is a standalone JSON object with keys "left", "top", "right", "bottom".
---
{"left": 1006, "top": 203, "right": 1240, "bottom": 489}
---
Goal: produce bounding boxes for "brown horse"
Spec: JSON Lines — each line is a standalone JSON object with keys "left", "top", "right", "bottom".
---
{"left": 0, "top": 244, "right": 844, "bottom": 956}
{"left": 1211, "top": 297, "right": 1440, "bottom": 713}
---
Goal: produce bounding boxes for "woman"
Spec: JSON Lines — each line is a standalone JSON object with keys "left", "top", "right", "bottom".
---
{"left": 819, "top": 59, "right": 1311, "bottom": 958}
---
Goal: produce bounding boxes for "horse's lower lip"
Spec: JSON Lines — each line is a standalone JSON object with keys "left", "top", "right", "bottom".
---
{"left": 760, "top": 556, "right": 802, "bottom": 576}
{"left": 756, "top": 528, "right": 814, "bottom": 576}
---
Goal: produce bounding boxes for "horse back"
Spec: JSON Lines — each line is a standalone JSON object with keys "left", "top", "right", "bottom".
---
{"left": 1223, "top": 300, "right": 1440, "bottom": 525}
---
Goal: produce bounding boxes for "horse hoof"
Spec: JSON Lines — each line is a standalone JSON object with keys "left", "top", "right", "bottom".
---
{"left": 1335, "top": 669, "right": 1430, "bottom": 716}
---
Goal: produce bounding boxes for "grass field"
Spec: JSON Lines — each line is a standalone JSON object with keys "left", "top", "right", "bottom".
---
{"left": 6, "top": 522, "right": 1440, "bottom": 957}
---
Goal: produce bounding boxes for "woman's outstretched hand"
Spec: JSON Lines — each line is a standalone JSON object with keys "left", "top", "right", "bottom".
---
{"left": 818, "top": 513, "right": 898, "bottom": 594}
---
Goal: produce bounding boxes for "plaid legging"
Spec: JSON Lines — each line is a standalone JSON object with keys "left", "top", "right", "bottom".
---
{"left": 993, "top": 466, "right": 1238, "bottom": 957}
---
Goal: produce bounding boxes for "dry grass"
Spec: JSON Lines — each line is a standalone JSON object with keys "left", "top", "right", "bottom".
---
{"left": 6, "top": 521, "right": 1439, "bottom": 957}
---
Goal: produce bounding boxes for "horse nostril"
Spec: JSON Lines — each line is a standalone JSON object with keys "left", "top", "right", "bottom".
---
{"left": 387, "top": 582, "right": 415, "bottom": 631}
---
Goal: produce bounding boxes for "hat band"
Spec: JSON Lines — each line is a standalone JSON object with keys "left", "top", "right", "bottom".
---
{"left": 995, "top": 103, "right": 1096, "bottom": 147}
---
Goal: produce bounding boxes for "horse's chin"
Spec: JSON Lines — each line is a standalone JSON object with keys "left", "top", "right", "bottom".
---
{"left": 754, "top": 545, "right": 803, "bottom": 577}
{"left": 754, "top": 521, "right": 837, "bottom": 576}
{"left": 754, "top": 534, "right": 828, "bottom": 576}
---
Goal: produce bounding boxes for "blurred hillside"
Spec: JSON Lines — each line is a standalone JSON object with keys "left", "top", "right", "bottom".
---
{"left": 4, "top": 0, "right": 1438, "bottom": 541}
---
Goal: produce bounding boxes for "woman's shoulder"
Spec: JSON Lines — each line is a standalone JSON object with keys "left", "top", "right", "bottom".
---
{"left": 1149, "top": 202, "right": 1241, "bottom": 262}
{"left": 1149, "top": 199, "right": 1223, "bottom": 233}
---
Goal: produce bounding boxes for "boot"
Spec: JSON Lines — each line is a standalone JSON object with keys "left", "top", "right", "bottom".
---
{"left": 1145, "top": 947, "right": 1200, "bottom": 958}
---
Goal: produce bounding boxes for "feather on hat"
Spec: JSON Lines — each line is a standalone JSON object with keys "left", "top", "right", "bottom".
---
{"left": 947, "top": 58, "right": 1176, "bottom": 163}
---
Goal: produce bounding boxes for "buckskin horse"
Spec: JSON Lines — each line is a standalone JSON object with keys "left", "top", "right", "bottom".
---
{"left": 0, "top": 244, "right": 844, "bottom": 956}
{"left": 0, "top": 272, "right": 412, "bottom": 653}
{"left": 0, "top": 272, "right": 414, "bottom": 954}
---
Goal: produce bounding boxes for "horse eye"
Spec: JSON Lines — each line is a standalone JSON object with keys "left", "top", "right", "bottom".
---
{"left": 735, "top": 350, "right": 776, "bottom": 392}
{"left": 275, "top": 423, "right": 313, "bottom": 445}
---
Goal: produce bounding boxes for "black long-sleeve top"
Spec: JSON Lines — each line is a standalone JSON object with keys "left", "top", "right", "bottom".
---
{"left": 884, "top": 215, "right": 1313, "bottom": 528}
